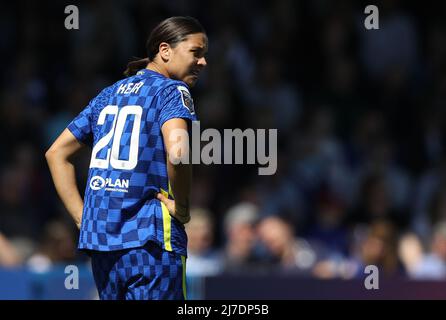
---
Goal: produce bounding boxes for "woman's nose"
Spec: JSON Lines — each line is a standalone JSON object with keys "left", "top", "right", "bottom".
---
{"left": 197, "top": 57, "right": 207, "bottom": 67}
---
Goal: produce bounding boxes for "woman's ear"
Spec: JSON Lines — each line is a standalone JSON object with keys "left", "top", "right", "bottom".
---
{"left": 159, "top": 42, "right": 171, "bottom": 62}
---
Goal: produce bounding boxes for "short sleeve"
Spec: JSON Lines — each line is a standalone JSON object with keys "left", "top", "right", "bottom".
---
{"left": 67, "top": 85, "right": 113, "bottom": 147}
{"left": 158, "top": 84, "right": 198, "bottom": 128}
{"left": 67, "top": 100, "right": 94, "bottom": 146}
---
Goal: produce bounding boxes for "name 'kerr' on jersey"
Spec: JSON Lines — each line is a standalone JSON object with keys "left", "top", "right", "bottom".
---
{"left": 67, "top": 69, "right": 197, "bottom": 256}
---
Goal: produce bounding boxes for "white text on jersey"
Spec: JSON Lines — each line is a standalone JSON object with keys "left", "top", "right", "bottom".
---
{"left": 117, "top": 81, "right": 144, "bottom": 95}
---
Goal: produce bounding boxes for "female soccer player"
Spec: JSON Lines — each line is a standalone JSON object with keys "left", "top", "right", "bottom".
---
{"left": 45, "top": 16, "right": 208, "bottom": 300}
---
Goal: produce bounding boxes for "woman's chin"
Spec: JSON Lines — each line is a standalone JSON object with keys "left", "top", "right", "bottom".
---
{"left": 185, "top": 76, "right": 198, "bottom": 87}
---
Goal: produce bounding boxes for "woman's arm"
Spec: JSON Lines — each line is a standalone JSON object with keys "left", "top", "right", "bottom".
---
{"left": 158, "top": 118, "right": 192, "bottom": 224}
{"left": 45, "top": 129, "right": 86, "bottom": 229}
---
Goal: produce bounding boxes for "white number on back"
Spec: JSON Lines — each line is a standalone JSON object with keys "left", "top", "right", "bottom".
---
{"left": 90, "top": 105, "right": 142, "bottom": 170}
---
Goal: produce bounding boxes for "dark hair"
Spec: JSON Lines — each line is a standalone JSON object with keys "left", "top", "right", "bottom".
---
{"left": 124, "top": 16, "right": 205, "bottom": 77}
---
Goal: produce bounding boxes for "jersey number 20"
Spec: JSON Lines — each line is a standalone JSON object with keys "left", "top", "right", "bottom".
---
{"left": 90, "top": 105, "right": 142, "bottom": 170}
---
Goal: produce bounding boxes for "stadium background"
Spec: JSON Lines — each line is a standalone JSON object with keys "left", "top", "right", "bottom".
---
{"left": 2, "top": 0, "right": 446, "bottom": 299}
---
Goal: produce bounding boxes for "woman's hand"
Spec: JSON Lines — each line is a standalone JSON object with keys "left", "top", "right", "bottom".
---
{"left": 156, "top": 193, "right": 190, "bottom": 224}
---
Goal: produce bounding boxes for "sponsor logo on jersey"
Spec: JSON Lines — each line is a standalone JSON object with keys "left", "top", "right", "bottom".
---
{"left": 89, "top": 176, "right": 129, "bottom": 193}
{"left": 90, "top": 176, "right": 105, "bottom": 190}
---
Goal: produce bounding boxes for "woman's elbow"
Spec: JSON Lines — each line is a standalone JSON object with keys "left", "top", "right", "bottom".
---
{"left": 45, "top": 145, "right": 60, "bottom": 162}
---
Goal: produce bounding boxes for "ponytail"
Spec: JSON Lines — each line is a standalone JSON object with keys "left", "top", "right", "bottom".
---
{"left": 123, "top": 58, "right": 149, "bottom": 77}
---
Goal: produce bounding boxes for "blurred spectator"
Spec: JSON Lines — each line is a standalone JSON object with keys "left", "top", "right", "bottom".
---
{"left": 254, "top": 149, "right": 305, "bottom": 231}
{"left": 412, "top": 159, "right": 446, "bottom": 241}
{"left": 185, "top": 207, "right": 222, "bottom": 277}
{"left": 349, "top": 220, "right": 403, "bottom": 278}
{"left": 427, "top": 187, "right": 446, "bottom": 228}
{"left": 195, "top": 63, "right": 234, "bottom": 129}
{"left": 70, "top": 0, "right": 136, "bottom": 78}
{"left": 220, "top": 202, "right": 264, "bottom": 274}
{"left": 347, "top": 173, "right": 406, "bottom": 229}
{"left": 245, "top": 54, "right": 302, "bottom": 133}
{"left": 257, "top": 215, "right": 317, "bottom": 275}
{"left": 0, "top": 164, "right": 36, "bottom": 239}
{"left": 313, "top": 220, "right": 404, "bottom": 279}
{"left": 217, "top": 24, "right": 255, "bottom": 90}
{"left": 357, "top": 0, "right": 419, "bottom": 82}
{"left": 358, "top": 137, "right": 412, "bottom": 211}
{"left": 290, "top": 106, "right": 353, "bottom": 221}
{"left": 408, "top": 108, "right": 446, "bottom": 173}
{"left": 398, "top": 232, "right": 424, "bottom": 277}
{"left": 305, "top": 189, "right": 349, "bottom": 257}
{"left": 0, "top": 232, "right": 22, "bottom": 268}
{"left": 27, "top": 220, "right": 78, "bottom": 273}
{"left": 408, "top": 222, "right": 446, "bottom": 279}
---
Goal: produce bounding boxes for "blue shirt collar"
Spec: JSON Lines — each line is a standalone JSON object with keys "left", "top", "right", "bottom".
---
{"left": 135, "top": 68, "right": 165, "bottom": 78}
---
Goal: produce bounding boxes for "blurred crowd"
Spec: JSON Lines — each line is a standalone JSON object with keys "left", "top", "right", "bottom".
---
{"left": 2, "top": 0, "right": 446, "bottom": 280}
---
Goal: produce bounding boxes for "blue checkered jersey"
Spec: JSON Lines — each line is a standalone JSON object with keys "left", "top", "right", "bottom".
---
{"left": 67, "top": 69, "right": 197, "bottom": 256}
